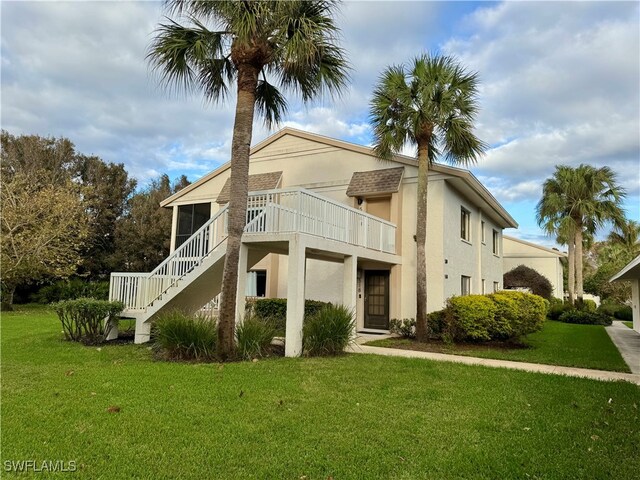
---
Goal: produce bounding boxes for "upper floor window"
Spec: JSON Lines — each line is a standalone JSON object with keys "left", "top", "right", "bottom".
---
{"left": 461, "top": 275, "right": 471, "bottom": 296}
{"left": 176, "top": 203, "right": 211, "bottom": 247}
{"left": 461, "top": 208, "right": 471, "bottom": 242}
{"left": 481, "top": 221, "right": 486, "bottom": 243}
{"left": 492, "top": 229, "right": 500, "bottom": 255}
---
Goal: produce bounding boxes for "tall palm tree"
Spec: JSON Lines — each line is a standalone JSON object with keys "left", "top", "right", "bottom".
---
{"left": 537, "top": 164, "right": 625, "bottom": 305}
{"left": 148, "top": 0, "right": 349, "bottom": 359}
{"left": 369, "top": 54, "right": 486, "bottom": 341}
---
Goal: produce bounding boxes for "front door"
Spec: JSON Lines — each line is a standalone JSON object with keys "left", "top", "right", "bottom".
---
{"left": 364, "top": 270, "right": 390, "bottom": 330}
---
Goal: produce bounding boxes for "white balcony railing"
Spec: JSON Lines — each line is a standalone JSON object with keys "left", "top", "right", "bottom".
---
{"left": 110, "top": 187, "right": 396, "bottom": 311}
{"left": 244, "top": 188, "right": 396, "bottom": 253}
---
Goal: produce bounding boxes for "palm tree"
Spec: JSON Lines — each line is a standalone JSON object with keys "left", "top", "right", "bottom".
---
{"left": 369, "top": 54, "right": 486, "bottom": 341}
{"left": 148, "top": 0, "right": 349, "bottom": 359}
{"left": 537, "top": 164, "right": 626, "bottom": 305}
{"left": 608, "top": 219, "right": 640, "bottom": 258}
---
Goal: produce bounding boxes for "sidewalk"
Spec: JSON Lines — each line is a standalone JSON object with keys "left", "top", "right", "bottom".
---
{"left": 606, "top": 321, "right": 640, "bottom": 374}
{"left": 348, "top": 337, "right": 640, "bottom": 385}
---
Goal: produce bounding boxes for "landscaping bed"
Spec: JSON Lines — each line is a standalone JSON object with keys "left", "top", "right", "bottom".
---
{"left": 366, "top": 320, "right": 631, "bottom": 373}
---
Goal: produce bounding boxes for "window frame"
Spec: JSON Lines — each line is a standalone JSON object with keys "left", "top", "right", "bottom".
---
{"left": 461, "top": 275, "right": 471, "bottom": 296}
{"left": 176, "top": 203, "right": 211, "bottom": 248}
{"left": 492, "top": 229, "right": 500, "bottom": 255}
{"left": 460, "top": 207, "right": 471, "bottom": 242}
{"left": 481, "top": 221, "right": 486, "bottom": 244}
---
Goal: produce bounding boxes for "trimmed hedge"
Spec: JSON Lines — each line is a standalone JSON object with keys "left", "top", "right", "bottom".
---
{"left": 595, "top": 303, "right": 632, "bottom": 321}
{"left": 446, "top": 295, "right": 497, "bottom": 341}
{"left": 558, "top": 310, "right": 612, "bottom": 326}
{"left": 444, "top": 291, "right": 546, "bottom": 342}
{"left": 247, "top": 298, "right": 331, "bottom": 333}
{"left": 53, "top": 298, "right": 124, "bottom": 345}
{"left": 614, "top": 306, "right": 633, "bottom": 322}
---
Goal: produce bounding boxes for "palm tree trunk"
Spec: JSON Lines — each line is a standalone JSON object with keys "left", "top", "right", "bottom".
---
{"left": 567, "top": 239, "right": 575, "bottom": 306}
{"left": 575, "top": 226, "right": 584, "bottom": 307}
{"left": 415, "top": 141, "right": 429, "bottom": 342}
{"left": 217, "top": 64, "right": 259, "bottom": 361}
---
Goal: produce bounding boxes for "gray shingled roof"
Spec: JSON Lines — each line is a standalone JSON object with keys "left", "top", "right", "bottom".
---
{"left": 346, "top": 167, "right": 404, "bottom": 197}
{"left": 216, "top": 171, "right": 283, "bottom": 204}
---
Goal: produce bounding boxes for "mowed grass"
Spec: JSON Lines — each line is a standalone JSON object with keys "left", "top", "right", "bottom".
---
{"left": 367, "top": 320, "right": 631, "bottom": 373}
{"left": 2, "top": 307, "right": 640, "bottom": 479}
{"left": 624, "top": 321, "right": 634, "bottom": 330}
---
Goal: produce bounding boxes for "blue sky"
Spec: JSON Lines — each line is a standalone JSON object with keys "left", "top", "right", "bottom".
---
{"left": 2, "top": 1, "right": 639, "bottom": 247}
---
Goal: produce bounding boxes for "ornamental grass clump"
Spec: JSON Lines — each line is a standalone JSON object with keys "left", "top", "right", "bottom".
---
{"left": 235, "top": 316, "right": 277, "bottom": 360}
{"left": 153, "top": 311, "right": 217, "bottom": 361}
{"left": 303, "top": 304, "right": 355, "bottom": 356}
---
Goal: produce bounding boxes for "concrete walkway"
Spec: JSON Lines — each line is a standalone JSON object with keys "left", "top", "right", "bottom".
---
{"left": 606, "top": 321, "right": 640, "bottom": 374}
{"left": 349, "top": 335, "right": 640, "bottom": 386}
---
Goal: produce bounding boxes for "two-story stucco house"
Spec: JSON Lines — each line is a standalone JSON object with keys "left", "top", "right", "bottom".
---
{"left": 110, "top": 128, "right": 518, "bottom": 356}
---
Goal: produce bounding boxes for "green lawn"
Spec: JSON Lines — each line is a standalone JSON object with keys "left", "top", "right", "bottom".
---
{"left": 624, "top": 321, "right": 634, "bottom": 330}
{"left": 366, "top": 320, "right": 631, "bottom": 373}
{"left": 2, "top": 307, "right": 640, "bottom": 479}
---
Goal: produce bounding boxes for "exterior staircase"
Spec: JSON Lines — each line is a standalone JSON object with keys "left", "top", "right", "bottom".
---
{"left": 109, "top": 187, "right": 397, "bottom": 343}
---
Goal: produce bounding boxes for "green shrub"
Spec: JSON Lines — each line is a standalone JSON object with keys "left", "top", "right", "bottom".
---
{"left": 548, "top": 301, "right": 574, "bottom": 320}
{"left": 496, "top": 291, "right": 547, "bottom": 337}
{"left": 235, "top": 316, "right": 277, "bottom": 360}
{"left": 614, "top": 306, "right": 633, "bottom": 321}
{"left": 53, "top": 298, "right": 124, "bottom": 344}
{"left": 303, "top": 304, "right": 355, "bottom": 356}
{"left": 503, "top": 265, "right": 553, "bottom": 300}
{"left": 558, "top": 310, "right": 612, "bottom": 326}
{"left": 248, "top": 298, "right": 332, "bottom": 334}
{"left": 427, "top": 309, "right": 447, "bottom": 338}
{"left": 446, "top": 295, "right": 497, "bottom": 341}
{"left": 597, "top": 303, "right": 632, "bottom": 321}
{"left": 34, "top": 279, "right": 109, "bottom": 303}
{"left": 487, "top": 293, "right": 518, "bottom": 339}
{"left": 389, "top": 318, "right": 416, "bottom": 338}
{"left": 153, "top": 311, "right": 217, "bottom": 361}
{"left": 579, "top": 299, "right": 597, "bottom": 312}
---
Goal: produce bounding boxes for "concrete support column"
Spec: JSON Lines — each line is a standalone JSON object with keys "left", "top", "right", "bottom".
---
{"left": 235, "top": 243, "right": 249, "bottom": 325}
{"left": 285, "top": 236, "right": 306, "bottom": 357}
{"left": 134, "top": 318, "right": 151, "bottom": 344}
{"left": 105, "top": 317, "right": 119, "bottom": 341}
{"left": 343, "top": 255, "right": 358, "bottom": 337}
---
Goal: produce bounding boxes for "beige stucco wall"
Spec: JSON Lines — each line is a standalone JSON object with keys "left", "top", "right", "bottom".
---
{"left": 503, "top": 237, "right": 565, "bottom": 299}
{"left": 164, "top": 131, "right": 515, "bottom": 328}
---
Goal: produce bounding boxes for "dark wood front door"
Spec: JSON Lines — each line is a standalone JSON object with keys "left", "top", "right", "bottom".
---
{"left": 364, "top": 270, "right": 390, "bottom": 330}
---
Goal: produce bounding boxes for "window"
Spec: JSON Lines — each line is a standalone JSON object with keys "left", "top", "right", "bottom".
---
{"left": 461, "top": 208, "right": 471, "bottom": 241}
{"left": 493, "top": 281, "right": 500, "bottom": 293}
{"left": 492, "top": 230, "right": 500, "bottom": 255}
{"left": 246, "top": 270, "right": 267, "bottom": 297}
{"left": 481, "top": 221, "right": 486, "bottom": 243}
{"left": 461, "top": 275, "right": 471, "bottom": 296}
{"left": 176, "top": 203, "right": 211, "bottom": 247}
{"left": 482, "top": 279, "right": 486, "bottom": 294}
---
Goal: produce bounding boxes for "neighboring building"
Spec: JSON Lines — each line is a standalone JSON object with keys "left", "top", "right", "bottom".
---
{"left": 503, "top": 236, "right": 566, "bottom": 299}
{"left": 110, "top": 128, "right": 518, "bottom": 355}
{"left": 610, "top": 255, "right": 640, "bottom": 333}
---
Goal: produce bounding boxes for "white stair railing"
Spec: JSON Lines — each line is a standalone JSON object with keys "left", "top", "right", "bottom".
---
{"left": 109, "top": 206, "right": 229, "bottom": 310}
